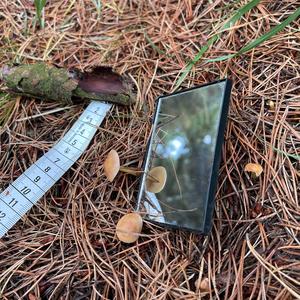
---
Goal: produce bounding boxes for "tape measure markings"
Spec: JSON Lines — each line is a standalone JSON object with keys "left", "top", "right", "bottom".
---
{"left": 22, "top": 166, "right": 55, "bottom": 192}
{"left": 68, "top": 125, "right": 98, "bottom": 142}
{"left": 63, "top": 138, "right": 89, "bottom": 153}
{"left": 0, "top": 186, "right": 32, "bottom": 213}
{"left": 0, "top": 101, "right": 112, "bottom": 238}
{"left": 55, "top": 140, "right": 84, "bottom": 162}
{"left": 45, "top": 148, "right": 75, "bottom": 168}
{"left": 12, "top": 176, "right": 44, "bottom": 203}
{"left": 0, "top": 222, "right": 9, "bottom": 230}
{"left": 0, "top": 198, "right": 21, "bottom": 228}
{"left": 0, "top": 224, "right": 9, "bottom": 239}
{"left": 0, "top": 197, "right": 22, "bottom": 217}
{"left": 67, "top": 129, "right": 90, "bottom": 142}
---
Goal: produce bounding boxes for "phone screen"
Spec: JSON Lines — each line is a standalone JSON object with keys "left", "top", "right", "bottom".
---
{"left": 137, "top": 80, "right": 231, "bottom": 233}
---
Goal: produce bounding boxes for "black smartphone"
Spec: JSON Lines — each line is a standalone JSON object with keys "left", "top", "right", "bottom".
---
{"left": 136, "top": 79, "right": 232, "bottom": 234}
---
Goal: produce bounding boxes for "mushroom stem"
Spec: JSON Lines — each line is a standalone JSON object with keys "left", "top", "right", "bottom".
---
{"left": 119, "top": 166, "right": 142, "bottom": 176}
{"left": 119, "top": 167, "right": 162, "bottom": 180}
{"left": 146, "top": 173, "right": 160, "bottom": 183}
{"left": 145, "top": 166, "right": 167, "bottom": 193}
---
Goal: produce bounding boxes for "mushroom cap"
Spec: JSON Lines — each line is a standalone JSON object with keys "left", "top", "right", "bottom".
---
{"left": 267, "top": 100, "right": 275, "bottom": 109}
{"left": 245, "top": 163, "right": 263, "bottom": 177}
{"left": 104, "top": 149, "right": 120, "bottom": 182}
{"left": 195, "top": 277, "right": 210, "bottom": 292}
{"left": 146, "top": 166, "right": 167, "bottom": 193}
{"left": 116, "top": 213, "right": 143, "bottom": 243}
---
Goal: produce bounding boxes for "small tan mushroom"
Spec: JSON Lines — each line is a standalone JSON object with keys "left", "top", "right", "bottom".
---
{"left": 195, "top": 277, "right": 210, "bottom": 292}
{"left": 116, "top": 213, "right": 143, "bottom": 243}
{"left": 245, "top": 163, "right": 263, "bottom": 177}
{"left": 103, "top": 150, "right": 142, "bottom": 182}
{"left": 104, "top": 149, "right": 120, "bottom": 182}
{"left": 146, "top": 166, "right": 167, "bottom": 193}
{"left": 267, "top": 100, "right": 275, "bottom": 109}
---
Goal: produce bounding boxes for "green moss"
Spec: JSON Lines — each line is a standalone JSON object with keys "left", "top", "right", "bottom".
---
{"left": 5, "top": 63, "right": 77, "bottom": 104}
{"left": 74, "top": 87, "right": 132, "bottom": 106}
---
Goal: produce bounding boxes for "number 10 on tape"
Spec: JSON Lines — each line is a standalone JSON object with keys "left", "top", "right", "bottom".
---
{"left": 0, "top": 101, "right": 112, "bottom": 238}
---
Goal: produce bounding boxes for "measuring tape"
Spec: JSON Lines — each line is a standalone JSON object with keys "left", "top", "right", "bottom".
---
{"left": 0, "top": 101, "right": 112, "bottom": 238}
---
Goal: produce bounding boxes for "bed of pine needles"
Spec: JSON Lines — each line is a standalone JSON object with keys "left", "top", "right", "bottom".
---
{"left": 0, "top": 1, "right": 299, "bottom": 299}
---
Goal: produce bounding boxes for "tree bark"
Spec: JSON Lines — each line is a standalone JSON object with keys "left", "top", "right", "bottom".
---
{"left": 0, "top": 63, "right": 135, "bottom": 106}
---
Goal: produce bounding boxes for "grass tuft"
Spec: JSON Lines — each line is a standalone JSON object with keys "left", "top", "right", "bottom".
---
{"left": 174, "top": 0, "right": 261, "bottom": 90}
{"left": 207, "top": 7, "right": 300, "bottom": 63}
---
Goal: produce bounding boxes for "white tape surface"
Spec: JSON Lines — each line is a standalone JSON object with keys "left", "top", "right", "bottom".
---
{"left": 0, "top": 101, "right": 112, "bottom": 238}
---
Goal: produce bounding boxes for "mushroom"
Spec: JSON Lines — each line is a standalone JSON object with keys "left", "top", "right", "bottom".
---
{"left": 103, "top": 149, "right": 141, "bottom": 182}
{"left": 195, "top": 277, "right": 210, "bottom": 292}
{"left": 146, "top": 166, "right": 167, "bottom": 193}
{"left": 267, "top": 100, "right": 275, "bottom": 109}
{"left": 103, "top": 149, "right": 120, "bottom": 182}
{"left": 116, "top": 213, "right": 143, "bottom": 243}
{"left": 245, "top": 163, "right": 263, "bottom": 177}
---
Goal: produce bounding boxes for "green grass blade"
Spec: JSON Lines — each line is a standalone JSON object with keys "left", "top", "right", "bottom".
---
{"left": 221, "top": 0, "right": 260, "bottom": 29}
{"left": 206, "top": 54, "right": 235, "bottom": 62}
{"left": 174, "top": 0, "right": 261, "bottom": 90}
{"left": 257, "top": 136, "right": 300, "bottom": 161}
{"left": 207, "top": 7, "right": 300, "bottom": 62}
{"left": 34, "top": 0, "right": 47, "bottom": 28}
{"left": 238, "top": 8, "right": 300, "bottom": 54}
{"left": 274, "top": 147, "right": 300, "bottom": 161}
{"left": 91, "top": 0, "right": 102, "bottom": 19}
{"left": 174, "top": 36, "right": 217, "bottom": 90}
{"left": 144, "top": 31, "right": 166, "bottom": 56}
{"left": 0, "top": 93, "right": 14, "bottom": 128}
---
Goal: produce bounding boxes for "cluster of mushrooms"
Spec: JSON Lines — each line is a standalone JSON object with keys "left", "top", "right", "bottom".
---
{"left": 103, "top": 150, "right": 167, "bottom": 244}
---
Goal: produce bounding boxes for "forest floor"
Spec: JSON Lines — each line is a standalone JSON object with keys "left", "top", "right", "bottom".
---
{"left": 0, "top": 1, "right": 299, "bottom": 299}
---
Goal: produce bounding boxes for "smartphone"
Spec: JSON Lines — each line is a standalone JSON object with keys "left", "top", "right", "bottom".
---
{"left": 136, "top": 79, "right": 232, "bottom": 234}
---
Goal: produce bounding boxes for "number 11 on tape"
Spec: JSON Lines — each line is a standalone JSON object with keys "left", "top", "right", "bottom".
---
{"left": 0, "top": 101, "right": 112, "bottom": 238}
